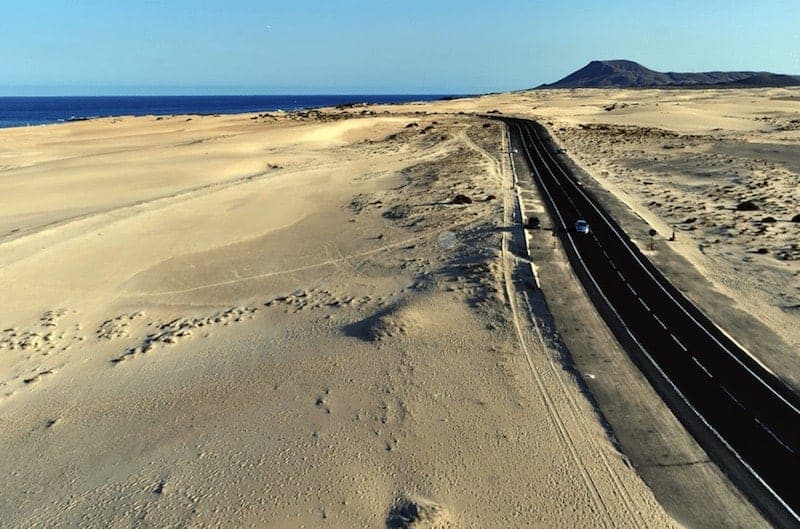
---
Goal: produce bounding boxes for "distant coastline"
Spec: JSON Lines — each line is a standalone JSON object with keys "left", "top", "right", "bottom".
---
{"left": 0, "top": 94, "right": 466, "bottom": 129}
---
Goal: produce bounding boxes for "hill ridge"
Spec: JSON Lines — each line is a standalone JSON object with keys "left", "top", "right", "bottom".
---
{"left": 541, "top": 60, "right": 800, "bottom": 88}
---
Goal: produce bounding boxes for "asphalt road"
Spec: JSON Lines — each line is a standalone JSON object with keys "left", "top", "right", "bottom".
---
{"left": 505, "top": 117, "right": 800, "bottom": 528}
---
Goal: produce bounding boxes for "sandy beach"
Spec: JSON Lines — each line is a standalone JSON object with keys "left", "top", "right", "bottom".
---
{"left": 2, "top": 88, "right": 797, "bottom": 527}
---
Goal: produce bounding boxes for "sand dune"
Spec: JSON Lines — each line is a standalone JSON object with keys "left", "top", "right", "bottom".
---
{"left": 0, "top": 111, "right": 679, "bottom": 527}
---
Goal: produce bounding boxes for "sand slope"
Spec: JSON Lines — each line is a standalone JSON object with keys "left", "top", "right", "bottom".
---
{"left": 0, "top": 113, "right": 677, "bottom": 527}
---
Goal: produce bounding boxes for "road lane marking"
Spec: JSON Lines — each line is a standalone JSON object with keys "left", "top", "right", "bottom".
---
{"left": 517, "top": 125, "right": 568, "bottom": 231}
{"left": 515, "top": 119, "right": 800, "bottom": 521}
{"left": 722, "top": 386, "right": 745, "bottom": 410}
{"left": 514, "top": 120, "right": 800, "bottom": 521}
{"left": 671, "top": 333, "right": 688, "bottom": 352}
{"left": 638, "top": 297, "right": 650, "bottom": 311}
{"left": 653, "top": 314, "right": 667, "bottom": 329}
{"left": 755, "top": 418, "right": 794, "bottom": 454}
{"left": 626, "top": 283, "right": 636, "bottom": 295}
{"left": 526, "top": 121, "right": 800, "bottom": 418}
{"left": 691, "top": 356, "right": 712, "bottom": 378}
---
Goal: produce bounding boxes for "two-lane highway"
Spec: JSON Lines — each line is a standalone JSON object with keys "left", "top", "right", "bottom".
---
{"left": 505, "top": 117, "right": 800, "bottom": 527}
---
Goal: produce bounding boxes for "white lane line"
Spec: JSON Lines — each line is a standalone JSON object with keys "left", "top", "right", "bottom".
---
{"left": 518, "top": 122, "right": 800, "bottom": 523}
{"left": 653, "top": 314, "right": 667, "bottom": 330}
{"left": 671, "top": 333, "right": 688, "bottom": 352}
{"left": 616, "top": 269, "right": 625, "bottom": 281}
{"left": 691, "top": 356, "right": 712, "bottom": 378}
{"left": 755, "top": 418, "right": 795, "bottom": 454}
{"left": 532, "top": 124, "right": 800, "bottom": 417}
{"left": 638, "top": 297, "right": 650, "bottom": 312}
{"left": 518, "top": 126, "right": 568, "bottom": 231}
{"left": 626, "top": 283, "right": 637, "bottom": 295}
{"left": 722, "top": 386, "right": 746, "bottom": 410}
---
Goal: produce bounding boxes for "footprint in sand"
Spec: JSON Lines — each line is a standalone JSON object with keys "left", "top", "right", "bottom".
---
{"left": 96, "top": 312, "right": 145, "bottom": 340}
{"left": 112, "top": 306, "right": 259, "bottom": 363}
{"left": 23, "top": 369, "right": 55, "bottom": 384}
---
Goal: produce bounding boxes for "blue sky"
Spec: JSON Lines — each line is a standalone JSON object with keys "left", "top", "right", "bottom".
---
{"left": 1, "top": 0, "right": 799, "bottom": 95}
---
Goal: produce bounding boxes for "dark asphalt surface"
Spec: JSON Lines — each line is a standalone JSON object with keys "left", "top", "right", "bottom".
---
{"left": 505, "top": 117, "right": 800, "bottom": 527}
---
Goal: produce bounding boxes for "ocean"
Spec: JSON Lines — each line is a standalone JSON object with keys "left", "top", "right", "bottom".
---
{"left": 0, "top": 95, "right": 462, "bottom": 129}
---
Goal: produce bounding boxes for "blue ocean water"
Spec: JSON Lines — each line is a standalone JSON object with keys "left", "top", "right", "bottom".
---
{"left": 0, "top": 95, "right": 461, "bottom": 129}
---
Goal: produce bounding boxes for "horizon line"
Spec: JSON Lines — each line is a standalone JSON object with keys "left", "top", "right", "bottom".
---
{"left": 0, "top": 86, "right": 486, "bottom": 98}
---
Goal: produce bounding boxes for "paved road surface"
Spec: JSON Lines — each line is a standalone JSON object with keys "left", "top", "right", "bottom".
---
{"left": 505, "top": 117, "right": 800, "bottom": 528}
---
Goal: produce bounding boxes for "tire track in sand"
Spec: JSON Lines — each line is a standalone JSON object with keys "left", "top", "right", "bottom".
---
{"left": 506, "top": 122, "right": 662, "bottom": 528}
{"left": 135, "top": 216, "right": 483, "bottom": 297}
{"left": 497, "top": 124, "right": 614, "bottom": 528}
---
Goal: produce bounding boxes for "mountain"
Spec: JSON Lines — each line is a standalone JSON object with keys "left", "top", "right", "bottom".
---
{"left": 540, "top": 60, "right": 800, "bottom": 89}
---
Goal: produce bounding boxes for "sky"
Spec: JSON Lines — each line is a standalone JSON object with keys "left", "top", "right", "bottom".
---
{"left": 1, "top": 0, "right": 799, "bottom": 95}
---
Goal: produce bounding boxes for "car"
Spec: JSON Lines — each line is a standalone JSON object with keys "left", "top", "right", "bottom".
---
{"left": 574, "top": 219, "right": 590, "bottom": 234}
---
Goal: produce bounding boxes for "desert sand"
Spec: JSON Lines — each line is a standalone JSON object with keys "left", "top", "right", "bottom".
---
{"left": 402, "top": 89, "right": 800, "bottom": 390}
{"left": 0, "top": 109, "right": 679, "bottom": 527}
{"left": 2, "top": 87, "right": 796, "bottom": 528}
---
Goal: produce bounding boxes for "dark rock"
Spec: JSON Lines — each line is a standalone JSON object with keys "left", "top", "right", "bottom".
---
{"left": 736, "top": 200, "right": 760, "bottom": 211}
{"left": 386, "top": 497, "right": 447, "bottom": 529}
{"left": 450, "top": 194, "right": 472, "bottom": 205}
{"left": 485, "top": 194, "right": 496, "bottom": 201}
{"left": 525, "top": 216, "right": 541, "bottom": 229}
{"left": 383, "top": 205, "right": 411, "bottom": 219}
{"left": 761, "top": 216, "right": 777, "bottom": 223}
{"left": 153, "top": 480, "right": 166, "bottom": 495}
{"left": 791, "top": 214, "right": 800, "bottom": 222}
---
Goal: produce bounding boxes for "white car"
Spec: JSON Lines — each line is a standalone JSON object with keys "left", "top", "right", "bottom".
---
{"left": 574, "top": 219, "right": 590, "bottom": 234}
